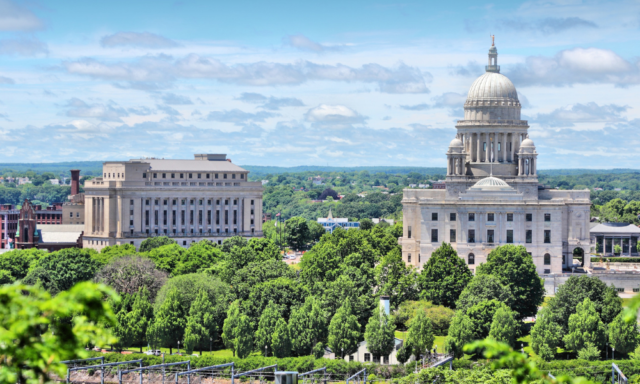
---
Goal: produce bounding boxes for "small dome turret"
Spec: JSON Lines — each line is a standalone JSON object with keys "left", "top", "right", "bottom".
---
{"left": 521, "top": 138, "right": 535, "bottom": 147}
{"left": 449, "top": 138, "right": 463, "bottom": 147}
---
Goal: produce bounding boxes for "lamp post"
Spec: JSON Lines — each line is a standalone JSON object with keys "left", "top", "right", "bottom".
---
{"left": 177, "top": 340, "right": 180, "bottom": 355}
{"left": 341, "top": 348, "right": 344, "bottom": 360}
{"left": 210, "top": 337, "right": 212, "bottom": 353}
{"left": 612, "top": 345, "right": 615, "bottom": 360}
{"left": 265, "top": 345, "right": 268, "bottom": 357}
{"left": 521, "top": 343, "right": 524, "bottom": 354}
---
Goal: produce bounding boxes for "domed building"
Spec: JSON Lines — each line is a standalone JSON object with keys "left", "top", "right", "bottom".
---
{"left": 400, "top": 41, "right": 591, "bottom": 276}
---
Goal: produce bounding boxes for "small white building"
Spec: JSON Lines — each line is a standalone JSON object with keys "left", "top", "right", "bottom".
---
{"left": 373, "top": 218, "right": 395, "bottom": 225}
{"left": 17, "top": 177, "right": 31, "bottom": 185}
{"left": 317, "top": 209, "right": 359, "bottom": 233}
{"left": 49, "top": 179, "right": 60, "bottom": 185}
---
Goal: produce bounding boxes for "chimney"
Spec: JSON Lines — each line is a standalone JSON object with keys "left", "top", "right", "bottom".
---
{"left": 380, "top": 295, "right": 390, "bottom": 316}
{"left": 70, "top": 170, "right": 80, "bottom": 196}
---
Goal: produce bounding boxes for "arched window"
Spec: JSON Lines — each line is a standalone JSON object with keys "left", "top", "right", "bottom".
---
{"left": 468, "top": 253, "right": 475, "bottom": 265}
{"left": 544, "top": 253, "right": 551, "bottom": 265}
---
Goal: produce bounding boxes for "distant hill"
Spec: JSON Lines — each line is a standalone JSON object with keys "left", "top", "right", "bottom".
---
{"left": 0, "top": 161, "right": 637, "bottom": 178}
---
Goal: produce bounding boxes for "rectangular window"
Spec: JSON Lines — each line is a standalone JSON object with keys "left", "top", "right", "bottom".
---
{"left": 216, "top": 211, "right": 220, "bottom": 225}
{"left": 225, "top": 200, "right": 229, "bottom": 205}
{"left": 181, "top": 211, "right": 185, "bottom": 225}
{"left": 145, "top": 200, "right": 150, "bottom": 206}
{"left": 487, "top": 213, "right": 494, "bottom": 222}
{"left": 142, "top": 172, "right": 147, "bottom": 178}
{"left": 130, "top": 199, "right": 134, "bottom": 206}
{"left": 432, "top": 212, "right": 438, "bottom": 221}
{"left": 364, "top": 353, "right": 370, "bottom": 362}
{"left": 431, "top": 229, "right": 438, "bottom": 243}
{"left": 251, "top": 199, "right": 254, "bottom": 205}
{"left": 225, "top": 210, "right": 229, "bottom": 225}
{"left": 164, "top": 200, "right": 168, "bottom": 205}
{"left": 207, "top": 210, "right": 211, "bottom": 225}
{"left": 544, "top": 269, "right": 551, "bottom": 274}
{"left": 507, "top": 230, "right": 513, "bottom": 243}
{"left": 251, "top": 219, "right": 254, "bottom": 225}
{"left": 153, "top": 173, "right": 157, "bottom": 178}
{"left": 199, "top": 211, "right": 202, "bottom": 225}
{"left": 190, "top": 210, "right": 194, "bottom": 225}
{"left": 450, "top": 212, "right": 456, "bottom": 221}
{"left": 241, "top": 174, "right": 244, "bottom": 179}
{"left": 468, "top": 229, "right": 475, "bottom": 243}
{"left": 129, "top": 219, "right": 133, "bottom": 226}
{"left": 487, "top": 229, "right": 494, "bottom": 243}
{"left": 189, "top": 173, "right": 193, "bottom": 178}
{"left": 544, "top": 213, "right": 551, "bottom": 222}
{"left": 198, "top": 173, "right": 201, "bottom": 179}
{"left": 232, "top": 174, "right": 236, "bottom": 179}
{"left": 526, "top": 230, "right": 532, "bottom": 243}
{"left": 206, "top": 173, "right": 210, "bottom": 179}
{"left": 498, "top": 142, "right": 501, "bottom": 151}
{"left": 616, "top": 288, "right": 624, "bottom": 293}
{"left": 171, "top": 173, "right": 175, "bottom": 178}
{"left": 154, "top": 211, "right": 158, "bottom": 225}
{"left": 544, "top": 230, "right": 551, "bottom": 243}
{"left": 70, "top": 212, "right": 73, "bottom": 218}
{"left": 224, "top": 173, "right": 228, "bottom": 179}
{"left": 215, "top": 173, "right": 219, "bottom": 179}
{"left": 145, "top": 210, "right": 149, "bottom": 226}
{"left": 407, "top": 254, "right": 411, "bottom": 263}
{"left": 507, "top": 213, "right": 513, "bottom": 222}
{"left": 233, "top": 210, "right": 237, "bottom": 225}
{"left": 408, "top": 226, "right": 412, "bottom": 239}
{"left": 162, "top": 173, "right": 166, "bottom": 179}
{"left": 450, "top": 229, "right": 456, "bottom": 243}
{"left": 163, "top": 210, "right": 167, "bottom": 225}
{"left": 180, "top": 173, "right": 184, "bottom": 178}
{"left": 468, "top": 213, "right": 475, "bottom": 221}
{"left": 483, "top": 142, "right": 487, "bottom": 151}
{"left": 526, "top": 213, "right": 533, "bottom": 222}
{"left": 172, "top": 210, "right": 176, "bottom": 225}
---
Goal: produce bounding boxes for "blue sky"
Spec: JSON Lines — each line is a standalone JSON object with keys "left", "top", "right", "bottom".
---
{"left": 0, "top": 0, "right": 639, "bottom": 168}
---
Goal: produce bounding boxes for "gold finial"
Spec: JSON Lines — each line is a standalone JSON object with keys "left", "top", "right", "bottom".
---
{"left": 491, "top": 35, "right": 495, "bottom": 46}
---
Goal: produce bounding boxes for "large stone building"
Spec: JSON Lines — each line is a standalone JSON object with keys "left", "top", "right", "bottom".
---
{"left": 400, "top": 41, "right": 591, "bottom": 275}
{"left": 83, "top": 154, "right": 263, "bottom": 251}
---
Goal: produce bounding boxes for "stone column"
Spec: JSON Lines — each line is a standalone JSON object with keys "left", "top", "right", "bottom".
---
{"left": 476, "top": 132, "right": 480, "bottom": 162}
{"left": 92, "top": 197, "right": 96, "bottom": 233}
{"left": 502, "top": 133, "right": 506, "bottom": 162}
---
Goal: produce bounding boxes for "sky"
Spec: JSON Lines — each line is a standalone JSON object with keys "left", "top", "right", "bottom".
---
{"left": 0, "top": 0, "right": 638, "bottom": 168}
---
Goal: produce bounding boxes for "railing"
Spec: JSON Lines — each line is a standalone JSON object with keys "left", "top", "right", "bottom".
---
{"left": 456, "top": 119, "right": 528, "bottom": 126}
{"left": 122, "top": 230, "right": 258, "bottom": 239}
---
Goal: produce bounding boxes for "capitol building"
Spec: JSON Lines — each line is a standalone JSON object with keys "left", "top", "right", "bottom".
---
{"left": 400, "top": 41, "right": 591, "bottom": 275}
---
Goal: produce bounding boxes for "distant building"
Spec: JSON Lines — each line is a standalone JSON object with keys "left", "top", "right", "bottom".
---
{"left": 308, "top": 175, "right": 326, "bottom": 185}
{"left": 591, "top": 222, "right": 640, "bottom": 256}
{"left": 431, "top": 181, "right": 446, "bottom": 189}
{"left": 17, "top": 177, "right": 31, "bottom": 185}
{"left": 418, "top": 184, "right": 430, "bottom": 189}
{"left": 408, "top": 184, "right": 417, "bottom": 188}
{"left": 62, "top": 170, "right": 85, "bottom": 225}
{"left": 372, "top": 218, "right": 395, "bottom": 225}
{"left": 317, "top": 209, "right": 359, "bottom": 233}
{"left": 13, "top": 199, "right": 83, "bottom": 251}
{"left": 49, "top": 179, "right": 60, "bottom": 185}
{"left": 0, "top": 201, "right": 67, "bottom": 249}
{"left": 594, "top": 188, "right": 603, "bottom": 191}
{"left": 261, "top": 180, "right": 269, "bottom": 185}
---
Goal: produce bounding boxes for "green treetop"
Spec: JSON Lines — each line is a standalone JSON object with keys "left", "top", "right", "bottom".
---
{"left": 327, "top": 298, "right": 361, "bottom": 358}
{"left": 418, "top": 242, "right": 472, "bottom": 308}
{"left": 364, "top": 307, "right": 396, "bottom": 359}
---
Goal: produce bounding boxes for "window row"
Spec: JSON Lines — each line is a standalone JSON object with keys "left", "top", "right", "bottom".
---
{"left": 467, "top": 253, "right": 551, "bottom": 265}
{"left": 141, "top": 209, "right": 252, "bottom": 226}
{"left": 135, "top": 199, "right": 254, "bottom": 206}
{"left": 428, "top": 212, "right": 553, "bottom": 222}
{"left": 429, "top": 228, "right": 552, "bottom": 244}
{"left": 141, "top": 172, "right": 245, "bottom": 180}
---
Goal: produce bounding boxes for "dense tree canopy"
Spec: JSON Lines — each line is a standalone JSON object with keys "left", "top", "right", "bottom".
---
{"left": 418, "top": 242, "right": 472, "bottom": 308}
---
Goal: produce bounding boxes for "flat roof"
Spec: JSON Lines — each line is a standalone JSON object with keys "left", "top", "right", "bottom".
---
{"left": 134, "top": 159, "right": 248, "bottom": 173}
{"left": 591, "top": 223, "right": 640, "bottom": 234}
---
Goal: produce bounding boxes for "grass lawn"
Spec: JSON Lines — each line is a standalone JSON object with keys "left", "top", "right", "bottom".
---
{"left": 394, "top": 331, "right": 446, "bottom": 352}
{"left": 115, "top": 347, "right": 252, "bottom": 358}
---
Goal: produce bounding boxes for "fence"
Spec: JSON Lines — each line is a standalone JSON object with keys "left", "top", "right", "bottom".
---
{"left": 67, "top": 359, "right": 143, "bottom": 384}
{"left": 175, "top": 362, "right": 235, "bottom": 384}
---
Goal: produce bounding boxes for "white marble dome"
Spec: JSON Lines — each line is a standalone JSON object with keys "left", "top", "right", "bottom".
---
{"left": 449, "top": 138, "right": 463, "bottom": 147}
{"left": 469, "top": 176, "right": 514, "bottom": 191}
{"left": 521, "top": 138, "right": 535, "bottom": 147}
{"left": 466, "top": 72, "right": 519, "bottom": 104}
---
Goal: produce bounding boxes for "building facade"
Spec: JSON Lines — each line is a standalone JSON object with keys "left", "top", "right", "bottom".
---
{"left": 83, "top": 154, "right": 263, "bottom": 251}
{"left": 317, "top": 209, "right": 360, "bottom": 233}
{"left": 591, "top": 222, "right": 640, "bottom": 256}
{"left": 400, "top": 42, "right": 591, "bottom": 275}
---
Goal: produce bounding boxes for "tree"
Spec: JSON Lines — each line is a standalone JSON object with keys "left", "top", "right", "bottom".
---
{"left": 455, "top": 274, "right": 515, "bottom": 314}
{"left": 312, "top": 342, "right": 325, "bottom": 359}
{"left": 530, "top": 307, "right": 563, "bottom": 361}
{"left": 25, "top": 248, "right": 101, "bottom": 292}
{"left": 184, "top": 289, "right": 216, "bottom": 355}
{"left": 272, "top": 318, "right": 292, "bottom": 358}
{"left": 309, "top": 222, "right": 326, "bottom": 242}
{"left": 577, "top": 342, "right": 601, "bottom": 361}
{"left": 139, "top": 236, "right": 177, "bottom": 252}
{"left": 547, "top": 275, "right": 621, "bottom": 333}
{"left": 289, "top": 296, "right": 326, "bottom": 356}
{"left": 445, "top": 313, "right": 474, "bottom": 358}
{"left": 94, "top": 244, "right": 137, "bottom": 264}
{"left": 234, "top": 315, "right": 254, "bottom": 359}
{"left": 248, "top": 237, "right": 281, "bottom": 262}
{"left": 148, "top": 288, "right": 185, "bottom": 354}
{"left": 327, "top": 298, "right": 361, "bottom": 358}
{"left": 405, "top": 310, "right": 435, "bottom": 358}
{"left": 364, "top": 308, "right": 396, "bottom": 359}
{"left": 230, "top": 259, "right": 296, "bottom": 301}
{"left": 563, "top": 298, "right": 607, "bottom": 352}
{"left": 0, "top": 282, "right": 117, "bottom": 384}
{"left": 127, "top": 287, "right": 154, "bottom": 353}
{"left": 94, "top": 256, "right": 168, "bottom": 302}
{"left": 488, "top": 307, "right": 518, "bottom": 348}
{"left": 146, "top": 244, "right": 187, "bottom": 276}
{"left": 221, "top": 300, "right": 241, "bottom": 355}
{"left": 374, "top": 249, "right": 418, "bottom": 308}
{"left": 222, "top": 236, "right": 248, "bottom": 253}
{"left": 319, "top": 188, "right": 338, "bottom": 201}
{"left": 359, "top": 218, "right": 374, "bottom": 231}
{"left": 154, "top": 274, "right": 232, "bottom": 335}
{"left": 476, "top": 245, "right": 544, "bottom": 319}
{"left": 0, "top": 248, "right": 45, "bottom": 282}
{"left": 418, "top": 242, "right": 472, "bottom": 308}
{"left": 466, "top": 300, "right": 510, "bottom": 341}
{"left": 608, "top": 312, "right": 639, "bottom": 355}
{"left": 255, "top": 301, "right": 281, "bottom": 356}
{"left": 285, "top": 217, "right": 310, "bottom": 250}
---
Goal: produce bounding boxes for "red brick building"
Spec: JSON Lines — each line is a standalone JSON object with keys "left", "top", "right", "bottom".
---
{"left": 1, "top": 202, "right": 64, "bottom": 249}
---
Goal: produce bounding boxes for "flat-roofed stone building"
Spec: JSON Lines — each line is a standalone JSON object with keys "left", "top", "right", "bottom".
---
{"left": 400, "top": 41, "right": 591, "bottom": 275}
{"left": 83, "top": 154, "right": 263, "bottom": 251}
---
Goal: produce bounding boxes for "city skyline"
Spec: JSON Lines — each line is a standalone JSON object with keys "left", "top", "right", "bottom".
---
{"left": 0, "top": 0, "right": 638, "bottom": 168}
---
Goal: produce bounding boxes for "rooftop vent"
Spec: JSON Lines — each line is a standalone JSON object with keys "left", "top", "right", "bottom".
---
{"left": 194, "top": 154, "right": 227, "bottom": 161}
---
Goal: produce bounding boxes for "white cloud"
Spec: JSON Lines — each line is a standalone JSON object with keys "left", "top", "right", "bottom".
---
{"left": 0, "top": 75, "right": 14, "bottom": 84}
{"left": 0, "top": 37, "right": 48, "bottom": 56}
{"left": 533, "top": 102, "right": 629, "bottom": 127}
{"left": 236, "top": 92, "right": 304, "bottom": 110}
{"left": 205, "top": 109, "right": 279, "bottom": 125}
{"left": 160, "top": 93, "right": 193, "bottom": 105}
{"left": 65, "top": 98, "right": 129, "bottom": 122}
{"left": 284, "top": 34, "right": 344, "bottom": 52}
{"left": 507, "top": 47, "right": 640, "bottom": 87}
{"left": 304, "top": 104, "right": 367, "bottom": 125}
{"left": 0, "top": 0, "right": 43, "bottom": 31}
{"left": 100, "top": 32, "right": 180, "bottom": 49}
{"left": 63, "top": 55, "right": 430, "bottom": 93}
